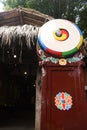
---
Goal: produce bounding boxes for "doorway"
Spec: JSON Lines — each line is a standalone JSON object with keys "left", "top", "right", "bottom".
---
{"left": 0, "top": 60, "right": 37, "bottom": 130}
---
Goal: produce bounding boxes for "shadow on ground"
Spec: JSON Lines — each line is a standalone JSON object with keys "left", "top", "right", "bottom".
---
{"left": 0, "top": 105, "right": 35, "bottom": 130}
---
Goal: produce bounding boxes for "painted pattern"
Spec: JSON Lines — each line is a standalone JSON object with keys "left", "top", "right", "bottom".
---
{"left": 53, "top": 29, "right": 69, "bottom": 41}
{"left": 55, "top": 92, "right": 73, "bottom": 110}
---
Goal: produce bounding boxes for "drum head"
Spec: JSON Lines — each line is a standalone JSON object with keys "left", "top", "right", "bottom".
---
{"left": 38, "top": 19, "right": 83, "bottom": 58}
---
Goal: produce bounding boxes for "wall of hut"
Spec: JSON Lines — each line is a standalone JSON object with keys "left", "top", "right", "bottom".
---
{"left": 0, "top": 8, "right": 54, "bottom": 130}
{"left": 0, "top": 24, "right": 41, "bottom": 130}
{"left": 35, "top": 67, "right": 42, "bottom": 130}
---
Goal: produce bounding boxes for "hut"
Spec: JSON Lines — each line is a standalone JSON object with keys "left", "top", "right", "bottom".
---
{"left": 0, "top": 7, "right": 54, "bottom": 130}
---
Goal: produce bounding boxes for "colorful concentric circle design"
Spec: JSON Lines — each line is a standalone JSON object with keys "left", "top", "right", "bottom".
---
{"left": 55, "top": 92, "right": 73, "bottom": 110}
{"left": 38, "top": 19, "right": 83, "bottom": 58}
{"left": 53, "top": 29, "right": 69, "bottom": 41}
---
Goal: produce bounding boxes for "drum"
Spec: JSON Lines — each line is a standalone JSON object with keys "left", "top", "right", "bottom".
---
{"left": 38, "top": 19, "right": 83, "bottom": 58}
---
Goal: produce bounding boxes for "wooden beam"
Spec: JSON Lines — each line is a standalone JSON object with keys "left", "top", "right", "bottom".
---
{"left": 24, "top": 16, "right": 43, "bottom": 26}
{"left": 35, "top": 67, "right": 42, "bottom": 130}
{"left": 0, "top": 12, "right": 18, "bottom": 20}
{"left": 18, "top": 9, "right": 24, "bottom": 25}
{"left": 22, "top": 11, "right": 46, "bottom": 22}
{"left": 0, "top": 16, "right": 20, "bottom": 26}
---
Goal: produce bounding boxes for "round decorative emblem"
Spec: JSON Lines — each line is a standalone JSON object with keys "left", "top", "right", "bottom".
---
{"left": 55, "top": 92, "right": 73, "bottom": 110}
{"left": 59, "top": 58, "right": 67, "bottom": 65}
{"left": 53, "top": 29, "right": 69, "bottom": 41}
{"left": 38, "top": 19, "right": 83, "bottom": 58}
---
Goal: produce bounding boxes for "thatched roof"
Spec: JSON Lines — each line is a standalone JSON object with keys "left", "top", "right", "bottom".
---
{"left": 0, "top": 7, "right": 53, "bottom": 27}
{"left": 0, "top": 8, "right": 54, "bottom": 64}
{"left": 0, "top": 25, "right": 39, "bottom": 47}
{"left": 0, "top": 25, "right": 39, "bottom": 63}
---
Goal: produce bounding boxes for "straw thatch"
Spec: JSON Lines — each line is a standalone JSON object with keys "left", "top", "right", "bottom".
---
{"left": 0, "top": 7, "right": 54, "bottom": 27}
{"left": 0, "top": 25, "right": 39, "bottom": 63}
{"left": 0, "top": 24, "right": 39, "bottom": 47}
{"left": 0, "top": 8, "right": 54, "bottom": 64}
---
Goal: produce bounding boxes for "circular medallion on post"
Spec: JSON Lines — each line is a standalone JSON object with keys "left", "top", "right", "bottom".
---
{"left": 55, "top": 92, "right": 73, "bottom": 110}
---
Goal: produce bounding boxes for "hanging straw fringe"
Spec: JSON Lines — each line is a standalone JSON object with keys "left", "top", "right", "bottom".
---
{"left": 0, "top": 24, "right": 39, "bottom": 63}
{"left": 0, "top": 24, "right": 39, "bottom": 48}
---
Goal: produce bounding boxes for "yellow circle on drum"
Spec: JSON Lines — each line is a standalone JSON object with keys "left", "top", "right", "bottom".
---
{"left": 53, "top": 32, "right": 68, "bottom": 41}
{"left": 53, "top": 29, "right": 69, "bottom": 41}
{"left": 38, "top": 19, "right": 83, "bottom": 57}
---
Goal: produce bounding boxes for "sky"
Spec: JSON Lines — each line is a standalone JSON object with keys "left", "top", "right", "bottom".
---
{"left": 0, "top": 2, "right": 4, "bottom": 12}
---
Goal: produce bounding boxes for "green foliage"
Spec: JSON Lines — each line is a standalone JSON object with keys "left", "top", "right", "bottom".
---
{"left": 2, "top": 0, "right": 28, "bottom": 9}
{"left": 1, "top": 0, "right": 87, "bottom": 38}
{"left": 78, "top": 4, "right": 87, "bottom": 38}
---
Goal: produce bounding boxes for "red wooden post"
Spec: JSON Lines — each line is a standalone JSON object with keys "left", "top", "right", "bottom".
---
{"left": 37, "top": 19, "right": 86, "bottom": 130}
{"left": 40, "top": 62, "right": 86, "bottom": 130}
